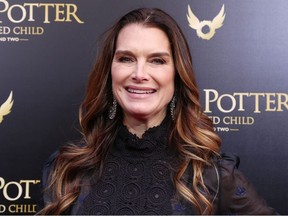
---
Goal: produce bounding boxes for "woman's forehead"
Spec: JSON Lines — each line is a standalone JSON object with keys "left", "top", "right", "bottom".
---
{"left": 115, "top": 24, "right": 171, "bottom": 53}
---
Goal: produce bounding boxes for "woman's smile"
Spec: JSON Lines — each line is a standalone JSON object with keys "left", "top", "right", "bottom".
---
{"left": 111, "top": 23, "right": 175, "bottom": 125}
{"left": 126, "top": 87, "right": 156, "bottom": 94}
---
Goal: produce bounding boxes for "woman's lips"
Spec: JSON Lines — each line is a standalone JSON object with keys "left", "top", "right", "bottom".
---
{"left": 126, "top": 87, "right": 156, "bottom": 94}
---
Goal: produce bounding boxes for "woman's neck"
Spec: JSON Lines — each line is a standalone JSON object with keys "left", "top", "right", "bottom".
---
{"left": 123, "top": 113, "right": 166, "bottom": 138}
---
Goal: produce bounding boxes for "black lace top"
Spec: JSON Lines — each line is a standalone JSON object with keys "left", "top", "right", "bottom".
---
{"left": 41, "top": 118, "right": 277, "bottom": 215}
{"left": 77, "top": 117, "right": 186, "bottom": 215}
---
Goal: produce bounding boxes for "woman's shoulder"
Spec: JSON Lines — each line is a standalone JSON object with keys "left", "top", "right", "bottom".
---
{"left": 208, "top": 152, "right": 277, "bottom": 214}
{"left": 218, "top": 152, "right": 240, "bottom": 168}
{"left": 42, "top": 142, "right": 86, "bottom": 187}
{"left": 42, "top": 150, "right": 59, "bottom": 187}
{"left": 202, "top": 153, "right": 239, "bottom": 188}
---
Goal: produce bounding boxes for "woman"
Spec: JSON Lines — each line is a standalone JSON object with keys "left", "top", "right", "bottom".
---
{"left": 39, "top": 8, "right": 276, "bottom": 215}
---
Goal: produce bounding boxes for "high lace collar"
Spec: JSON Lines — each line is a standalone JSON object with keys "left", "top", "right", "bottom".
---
{"left": 112, "top": 116, "right": 171, "bottom": 157}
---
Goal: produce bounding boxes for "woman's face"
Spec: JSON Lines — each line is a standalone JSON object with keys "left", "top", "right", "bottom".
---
{"left": 111, "top": 23, "right": 175, "bottom": 125}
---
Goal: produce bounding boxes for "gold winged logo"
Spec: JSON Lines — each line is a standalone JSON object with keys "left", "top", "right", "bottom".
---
{"left": 0, "top": 91, "right": 14, "bottom": 124}
{"left": 187, "top": 4, "right": 225, "bottom": 40}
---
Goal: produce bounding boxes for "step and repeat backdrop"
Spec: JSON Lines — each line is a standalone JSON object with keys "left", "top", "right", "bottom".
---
{"left": 0, "top": 0, "right": 287, "bottom": 214}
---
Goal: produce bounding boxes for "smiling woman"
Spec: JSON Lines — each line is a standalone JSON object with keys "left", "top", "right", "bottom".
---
{"left": 111, "top": 24, "right": 175, "bottom": 135}
{"left": 38, "top": 8, "right": 277, "bottom": 215}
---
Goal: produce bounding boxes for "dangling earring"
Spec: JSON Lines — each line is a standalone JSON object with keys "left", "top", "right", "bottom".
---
{"left": 170, "top": 95, "right": 176, "bottom": 120}
{"left": 109, "top": 98, "right": 117, "bottom": 119}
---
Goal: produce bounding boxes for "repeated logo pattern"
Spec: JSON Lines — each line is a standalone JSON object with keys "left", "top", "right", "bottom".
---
{"left": 0, "top": 91, "right": 14, "bottom": 124}
{"left": 187, "top": 4, "right": 225, "bottom": 40}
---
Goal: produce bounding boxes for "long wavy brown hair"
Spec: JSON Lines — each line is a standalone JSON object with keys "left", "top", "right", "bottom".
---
{"left": 39, "top": 8, "right": 221, "bottom": 215}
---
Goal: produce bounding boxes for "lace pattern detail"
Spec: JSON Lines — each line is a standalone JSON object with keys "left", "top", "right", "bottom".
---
{"left": 77, "top": 117, "right": 184, "bottom": 215}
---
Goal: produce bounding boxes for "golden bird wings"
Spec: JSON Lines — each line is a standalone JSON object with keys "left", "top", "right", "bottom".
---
{"left": 212, "top": 5, "right": 226, "bottom": 29}
{"left": 0, "top": 91, "right": 14, "bottom": 123}
{"left": 187, "top": 4, "right": 226, "bottom": 30}
{"left": 187, "top": 4, "right": 200, "bottom": 30}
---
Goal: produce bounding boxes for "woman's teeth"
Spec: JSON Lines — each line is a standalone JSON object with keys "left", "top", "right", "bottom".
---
{"left": 127, "top": 88, "right": 155, "bottom": 94}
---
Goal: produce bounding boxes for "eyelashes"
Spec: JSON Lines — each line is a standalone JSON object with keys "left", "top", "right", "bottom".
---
{"left": 116, "top": 56, "right": 167, "bottom": 65}
{"left": 150, "top": 58, "right": 166, "bottom": 65}
{"left": 118, "top": 56, "right": 133, "bottom": 63}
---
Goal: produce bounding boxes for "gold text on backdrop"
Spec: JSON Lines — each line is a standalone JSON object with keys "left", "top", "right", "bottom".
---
{"left": 204, "top": 89, "right": 288, "bottom": 113}
{"left": 0, "top": 0, "right": 84, "bottom": 24}
{"left": 0, "top": 1, "right": 84, "bottom": 42}
{"left": 0, "top": 177, "right": 40, "bottom": 214}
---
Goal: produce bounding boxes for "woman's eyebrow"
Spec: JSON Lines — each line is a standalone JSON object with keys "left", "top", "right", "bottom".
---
{"left": 148, "top": 52, "right": 171, "bottom": 58}
{"left": 114, "top": 50, "right": 171, "bottom": 57}
{"left": 114, "top": 50, "right": 133, "bottom": 56}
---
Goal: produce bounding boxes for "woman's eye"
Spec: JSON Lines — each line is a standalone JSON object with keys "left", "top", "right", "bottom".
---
{"left": 118, "top": 56, "right": 133, "bottom": 63}
{"left": 151, "top": 58, "right": 166, "bottom": 65}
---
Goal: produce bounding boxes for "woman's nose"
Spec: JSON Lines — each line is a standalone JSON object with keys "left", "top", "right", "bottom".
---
{"left": 132, "top": 61, "right": 149, "bottom": 82}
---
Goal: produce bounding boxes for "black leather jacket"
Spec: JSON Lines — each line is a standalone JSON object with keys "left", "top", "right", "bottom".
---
{"left": 203, "top": 153, "right": 276, "bottom": 214}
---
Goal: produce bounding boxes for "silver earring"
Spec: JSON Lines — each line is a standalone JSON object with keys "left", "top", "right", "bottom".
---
{"left": 170, "top": 95, "right": 176, "bottom": 120}
{"left": 109, "top": 98, "right": 117, "bottom": 119}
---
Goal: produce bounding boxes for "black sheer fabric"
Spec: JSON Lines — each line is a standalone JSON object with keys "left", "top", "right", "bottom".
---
{"left": 77, "top": 117, "right": 190, "bottom": 215}
{"left": 41, "top": 117, "right": 277, "bottom": 215}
